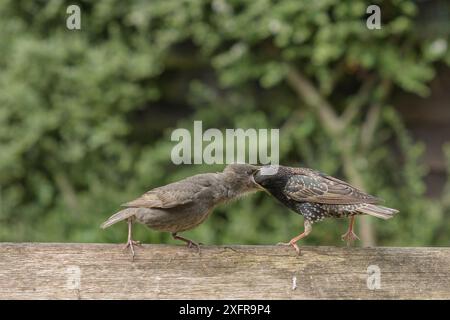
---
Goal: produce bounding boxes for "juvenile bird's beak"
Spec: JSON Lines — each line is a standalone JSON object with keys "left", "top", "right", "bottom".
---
{"left": 250, "top": 170, "right": 257, "bottom": 184}
{"left": 252, "top": 169, "right": 266, "bottom": 190}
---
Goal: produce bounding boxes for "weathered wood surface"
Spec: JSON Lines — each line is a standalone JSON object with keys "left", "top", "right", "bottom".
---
{"left": 0, "top": 243, "right": 449, "bottom": 299}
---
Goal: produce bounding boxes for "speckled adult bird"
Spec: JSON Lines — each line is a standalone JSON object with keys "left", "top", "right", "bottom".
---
{"left": 101, "top": 164, "right": 261, "bottom": 258}
{"left": 254, "top": 165, "right": 398, "bottom": 254}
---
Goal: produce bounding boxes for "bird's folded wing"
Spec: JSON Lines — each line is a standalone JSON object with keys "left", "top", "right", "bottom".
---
{"left": 284, "top": 174, "right": 380, "bottom": 205}
{"left": 122, "top": 183, "right": 198, "bottom": 208}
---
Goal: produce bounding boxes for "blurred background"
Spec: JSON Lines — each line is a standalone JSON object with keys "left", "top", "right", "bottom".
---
{"left": 0, "top": 0, "right": 449, "bottom": 247}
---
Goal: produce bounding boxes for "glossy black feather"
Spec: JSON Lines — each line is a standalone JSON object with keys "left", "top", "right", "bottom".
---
{"left": 254, "top": 165, "right": 398, "bottom": 223}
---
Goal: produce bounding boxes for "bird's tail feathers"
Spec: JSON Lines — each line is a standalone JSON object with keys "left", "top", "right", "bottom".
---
{"left": 357, "top": 204, "right": 399, "bottom": 220}
{"left": 100, "top": 208, "right": 137, "bottom": 229}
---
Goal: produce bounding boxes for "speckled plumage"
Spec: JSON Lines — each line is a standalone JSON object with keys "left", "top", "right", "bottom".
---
{"left": 254, "top": 165, "right": 398, "bottom": 254}
{"left": 290, "top": 202, "right": 385, "bottom": 223}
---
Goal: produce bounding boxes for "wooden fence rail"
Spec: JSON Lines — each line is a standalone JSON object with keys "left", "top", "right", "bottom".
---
{"left": 0, "top": 243, "right": 449, "bottom": 299}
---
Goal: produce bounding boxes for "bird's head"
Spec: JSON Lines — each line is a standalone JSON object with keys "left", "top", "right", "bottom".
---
{"left": 223, "top": 163, "right": 262, "bottom": 192}
{"left": 253, "top": 165, "right": 283, "bottom": 190}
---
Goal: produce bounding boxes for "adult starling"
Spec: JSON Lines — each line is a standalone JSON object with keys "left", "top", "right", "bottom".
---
{"left": 254, "top": 165, "right": 398, "bottom": 254}
{"left": 101, "top": 164, "right": 261, "bottom": 258}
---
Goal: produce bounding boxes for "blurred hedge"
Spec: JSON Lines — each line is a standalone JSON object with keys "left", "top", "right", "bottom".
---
{"left": 0, "top": 0, "right": 449, "bottom": 246}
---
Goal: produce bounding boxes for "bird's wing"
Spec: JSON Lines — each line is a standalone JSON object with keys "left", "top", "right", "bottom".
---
{"left": 284, "top": 172, "right": 380, "bottom": 205}
{"left": 122, "top": 174, "right": 214, "bottom": 209}
{"left": 122, "top": 188, "right": 192, "bottom": 208}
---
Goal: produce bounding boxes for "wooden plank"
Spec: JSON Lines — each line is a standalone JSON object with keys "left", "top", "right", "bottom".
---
{"left": 0, "top": 243, "right": 449, "bottom": 299}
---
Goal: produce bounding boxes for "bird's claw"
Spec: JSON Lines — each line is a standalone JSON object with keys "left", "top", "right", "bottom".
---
{"left": 123, "top": 240, "right": 142, "bottom": 260}
{"left": 277, "top": 241, "right": 301, "bottom": 256}
{"left": 172, "top": 233, "right": 202, "bottom": 253}
{"left": 186, "top": 240, "right": 201, "bottom": 253}
{"left": 341, "top": 231, "right": 360, "bottom": 246}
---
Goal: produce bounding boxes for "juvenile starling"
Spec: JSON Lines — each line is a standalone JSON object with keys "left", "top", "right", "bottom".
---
{"left": 254, "top": 165, "right": 398, "bottom": 254}
{"left": 101, "top": 164, "right": 261, "bottom": 258}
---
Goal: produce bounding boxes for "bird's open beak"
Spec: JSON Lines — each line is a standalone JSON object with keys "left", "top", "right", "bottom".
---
{"left": 250, "top": 171, "right": 257, "bottom": 184}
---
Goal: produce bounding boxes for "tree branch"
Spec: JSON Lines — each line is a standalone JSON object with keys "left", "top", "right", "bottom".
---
{"left": 286, "top": 67, "right": 342, "bottom": 134}
{"left": 360, "top": 103, "right": 381, "bottom": 150}
{"left": 342, "top": 76, "right": 376, "bottom": 126}
{"left": 360, "top": 80, "right": 392, "bottom": 150}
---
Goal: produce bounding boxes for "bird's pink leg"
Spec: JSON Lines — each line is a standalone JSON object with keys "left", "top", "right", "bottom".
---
{"left": 172, "top": 233, "right": 201, "bottom": 252}
{"left": 278, "top": 220, "right": 312, "bottom": 255}
{"left": 123, "top": 218, "right": 141, "bottom": 260}
{"left": 341, "top": 216, "right": 360, "bottom": 246}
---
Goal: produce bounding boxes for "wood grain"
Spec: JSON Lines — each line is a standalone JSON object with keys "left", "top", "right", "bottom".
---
{"left": 0, "top": 243, "right": 449, "bottom": 299}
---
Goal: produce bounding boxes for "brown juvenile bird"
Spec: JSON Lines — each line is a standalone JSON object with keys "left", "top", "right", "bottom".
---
{"left": 101, "top": 164, "right": 261, "bottom": 258}
{"left": 254, "top": 165, "right": 399, "bottom": 254}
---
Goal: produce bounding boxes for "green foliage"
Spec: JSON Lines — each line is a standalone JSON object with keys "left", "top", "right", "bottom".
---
{"left": 0, "top": 0, "right": 449, "bottom": 246}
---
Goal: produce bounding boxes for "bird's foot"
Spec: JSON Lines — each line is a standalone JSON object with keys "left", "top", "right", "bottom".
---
{"left": 277, "top": 241, "right": 301, "bottom": 256}
{"left": 123, "top": 239, "right": 142, "bottom": 260}
{"left": 186, "top": 240, "right": 201, "bottom": 252}
{"left": 172, "top": 233, "right": 202, "bottom": 253}
{"left": 341, "top": 230, "right": 360, "bottom": 246}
